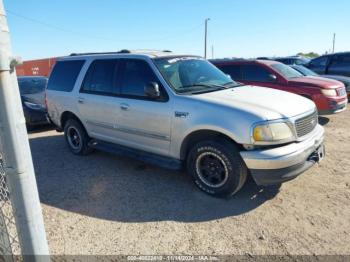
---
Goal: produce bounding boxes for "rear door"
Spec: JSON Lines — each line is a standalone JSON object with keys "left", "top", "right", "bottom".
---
{"left": 76, "top": 59, "right": 121, "bottom": 140}
{"left": 113, "top": 58, "right": 172, "bottom": 156}
{"left": 327, "top": 54, "right": 350, "bottom": 77}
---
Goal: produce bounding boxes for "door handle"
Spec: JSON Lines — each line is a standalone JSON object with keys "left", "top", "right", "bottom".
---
{"left": 120, "top": 103, "right": 130, "bottom": 111}
{"left": 78, "top": 97, "right": 85, "bottom": 104}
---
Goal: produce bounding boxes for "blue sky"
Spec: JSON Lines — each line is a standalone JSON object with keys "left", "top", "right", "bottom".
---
{"left": 3, "top": 0, "right": 350, "bottom": 60}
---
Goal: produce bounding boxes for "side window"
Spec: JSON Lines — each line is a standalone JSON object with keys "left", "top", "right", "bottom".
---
{"left": 332, "top": 55, "right": 350, "bottom": 66}
{"left": 276, "top": 59, "right": 289, "bottom": 65}
{"left": 243, "top": 65, "right": 273, "bottom": 82}
{"left": 47, "top": 60, "right": 85, "bottom": 92}
{"left": 81, "top": 60, "right": 118, "bottom": 95}
{"left": 218, "top": 65, "right": 242, "bottom": 81}
{"left": 120, "top": 60, "right": 161, "bottom": 98}
{"left": 310, "top": 56, "right": 328, "bottom": 67}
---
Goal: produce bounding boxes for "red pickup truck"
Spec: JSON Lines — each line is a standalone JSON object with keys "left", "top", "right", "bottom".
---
{"left": 212, "top": 59, "right": 348, "bottom": 115}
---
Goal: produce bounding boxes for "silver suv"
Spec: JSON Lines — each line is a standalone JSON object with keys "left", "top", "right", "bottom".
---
{"left": 47, "top": 50, "right": 325, "bottom": 197}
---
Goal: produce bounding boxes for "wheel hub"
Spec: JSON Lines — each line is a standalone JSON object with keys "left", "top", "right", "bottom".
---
{"left": 195, "top": 152, "right": 229, "bottom": 188}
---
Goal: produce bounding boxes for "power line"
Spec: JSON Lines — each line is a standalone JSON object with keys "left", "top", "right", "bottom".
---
{"left": 6, "top": 9, "right": 204, "bottom": 43}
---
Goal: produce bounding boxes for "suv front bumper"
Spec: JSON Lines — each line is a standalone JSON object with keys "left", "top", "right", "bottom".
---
{"left": 240, "top": 125, "right": 325, "bottom": 186}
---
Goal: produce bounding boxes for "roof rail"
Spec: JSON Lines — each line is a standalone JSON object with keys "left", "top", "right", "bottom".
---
{"left": 69, "top": 49, "right": 173, "bottom": 57}
{"left": 69, "top": 50, "right": 132, "bottom": 56}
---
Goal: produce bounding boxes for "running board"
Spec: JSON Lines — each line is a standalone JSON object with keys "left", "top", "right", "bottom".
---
{"left": 89, "top": 140, "right": 183, "bottom": 170}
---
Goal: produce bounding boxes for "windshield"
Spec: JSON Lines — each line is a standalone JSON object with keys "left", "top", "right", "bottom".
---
{"left": 153, "top": 57, "right": 238, "bottom": 94}
{"left": 18, "top": 78, "right": 47, "bottom": 95}
{"left": 271, "top": 63, "right": 303, "bottom": 79}
{"left": 294, "top": 57, "right": 310, "bottom": 65}
{"left": 292, "top": 65, "right": 319, "bottom": 76}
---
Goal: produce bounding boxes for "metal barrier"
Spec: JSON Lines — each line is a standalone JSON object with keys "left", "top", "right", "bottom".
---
{"left": 0, "top": 154, "right": 21, "bottom": 260}
{"left": 0, "top": 1, "right": 50, "bottom": 260}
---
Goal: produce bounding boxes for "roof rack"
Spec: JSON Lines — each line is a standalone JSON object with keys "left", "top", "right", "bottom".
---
{"left": 69, "top": 49, "right": 172, "bottom": 57}
{"left": 69, "top": 50, "right": 131, "bottom": 56}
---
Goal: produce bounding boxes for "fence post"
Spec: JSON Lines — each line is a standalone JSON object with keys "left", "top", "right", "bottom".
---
{"left": 0, "top": 1, "right": 50, "bottom": 260}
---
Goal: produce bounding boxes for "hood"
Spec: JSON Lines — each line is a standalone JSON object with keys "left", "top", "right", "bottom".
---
{"left": 193, "top": 85, "right": 316, "bottom": 121}
{"left": 288, "top": 76, "right": 344, "bottom": 89}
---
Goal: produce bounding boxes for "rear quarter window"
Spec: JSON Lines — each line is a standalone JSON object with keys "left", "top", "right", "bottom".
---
{"left": 47, "top": 60, "right": 85, "bottom": 92}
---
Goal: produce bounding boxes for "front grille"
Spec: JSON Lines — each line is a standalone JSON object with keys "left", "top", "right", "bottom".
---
{"left": 295, "top": 111, "right": 318, "bottom": 138}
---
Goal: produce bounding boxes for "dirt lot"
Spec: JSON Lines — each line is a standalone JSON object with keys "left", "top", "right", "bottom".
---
{"left": 29, "top": 109, "right": 350, "bottom": 255}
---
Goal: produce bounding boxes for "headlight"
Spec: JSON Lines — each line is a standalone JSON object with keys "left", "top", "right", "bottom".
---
{"left": 321, "top": 89, "right": 337, "bottom": 97}
{"left": 253, "top": 122, "right": 295, "bottom": 143}
{"left": 24, "top": 101, "right": 44, "bottom": 110}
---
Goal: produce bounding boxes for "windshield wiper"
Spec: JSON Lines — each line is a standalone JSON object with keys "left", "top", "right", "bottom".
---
{"left": 180, "top": 83, "right": 230, "bottom": 90}
{"left": 223, "top": 82, "right": 244, "bottom": 87}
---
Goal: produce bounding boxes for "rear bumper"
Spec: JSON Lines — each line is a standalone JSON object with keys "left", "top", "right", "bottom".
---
{"left": 240, "top": 125, "right": 325, "bottom": 186}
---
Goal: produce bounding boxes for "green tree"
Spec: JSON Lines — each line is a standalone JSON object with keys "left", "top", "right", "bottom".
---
{"left": 297, "top": 52, "right": 319, "bottom": 58}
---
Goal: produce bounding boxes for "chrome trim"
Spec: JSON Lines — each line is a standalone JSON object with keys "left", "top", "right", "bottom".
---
{"left": 114, "top": 126, "right": 170, "bottom": 141}
{"left": 86, "top": 120, "right": 114, "bottom": 130}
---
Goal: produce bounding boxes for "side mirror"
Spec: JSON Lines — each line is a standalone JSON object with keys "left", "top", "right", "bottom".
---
{"left": 269, "top": 74, "right": 277, "bottom": 82}
{"left": 145, "top": 82, "right": 161, "bottom": 99}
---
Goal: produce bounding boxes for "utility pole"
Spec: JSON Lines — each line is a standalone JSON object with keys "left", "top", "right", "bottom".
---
{"left": 204, "top": 18, "right": 210, "bottom": 59}
{"left": 0, "top": 1, "right": 49, "bottom": 260}
{"left": 332, "top": 33, "right": 336, "bottom": 53}
{"left": 211, "top": 45, "right": 214, "bottom": 59}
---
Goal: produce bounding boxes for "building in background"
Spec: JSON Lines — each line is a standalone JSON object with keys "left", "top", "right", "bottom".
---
{"left": 16, "top": 57, "right": 58, "bottom": 77}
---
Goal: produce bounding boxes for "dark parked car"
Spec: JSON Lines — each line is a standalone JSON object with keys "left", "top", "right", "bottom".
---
{"left": 291, "top": 65, "right": 350, "bottom": 98}
{"left": 307, "top": 52, "right": 350, "bottom": 77}
{"left": 274, "top": 56, "right": 310, "bottom": 66}
{"left": 17, "top": 76, "right": 49, "bottom": 129}
{"left": 212, "top": 59, "right": 347, "bottom": 115}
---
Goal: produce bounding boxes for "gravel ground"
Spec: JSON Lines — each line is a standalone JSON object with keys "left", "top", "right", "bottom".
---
{"left": 28, "top": 109, "right": 350, "bottom": 256}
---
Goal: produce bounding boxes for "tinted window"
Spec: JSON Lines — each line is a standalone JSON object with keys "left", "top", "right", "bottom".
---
{"left": 332, "top": 54, "right": 350, "bottom": 65}
{"left": 243, "top": 65, "right": 273, "bottom": 82}
{"left": 120, "top": 60, "right": 160, "bottom": 97}
{"left": 276, "top": 58, "right": 290, "bottom": 65}
{"left": 310, "top": 56, "right": 328, "bottom": 67}
{"left": 47, "top": 60, "right": 85, "bottom": 92}
{"left": 18, "top": 78, "right": 47, "bottom": 95}
{"left": 81, "top": 60, "right": 118, "bottom": 95}
{"left": 217, "top": 65, "right": 242, "bottom": 81}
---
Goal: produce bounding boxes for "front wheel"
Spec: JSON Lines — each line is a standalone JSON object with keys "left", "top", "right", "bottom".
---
{"left": 187, "top": 139, "right": 248, "bottom": 197}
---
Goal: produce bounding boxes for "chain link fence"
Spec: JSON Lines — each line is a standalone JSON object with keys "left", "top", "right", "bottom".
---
{"left": 0, "top": 151, "right": 21, "bottom": 260}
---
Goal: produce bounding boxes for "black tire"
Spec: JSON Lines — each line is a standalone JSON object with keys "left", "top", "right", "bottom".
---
{"left": 64, "top": 118, "right": 94, "bottom": 155}
{"left": 187, "top": 139, "right": 247, "bottom": 197}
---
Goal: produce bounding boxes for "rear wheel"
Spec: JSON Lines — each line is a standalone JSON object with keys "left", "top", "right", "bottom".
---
{"left": 64, "top": 119, "right": 94, "bottom": 155}
{"left": 187, "top": 139, "right": 247, "bottom": 197}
